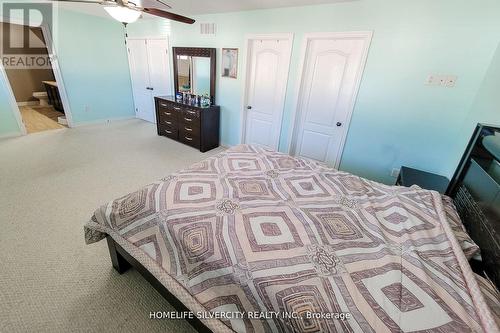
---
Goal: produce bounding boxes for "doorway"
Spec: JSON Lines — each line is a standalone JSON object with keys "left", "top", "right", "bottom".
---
{"left": 0, "top": 20, "right": 73, "bottom": 135}
{"left": 289, "top": 32, "right": 372, "bottom": 168}
{"left": 241, "top": 33, "right": 293, "bottom": 150}
{"left": 126, "top": 38, "right": 172, "bottom": 124}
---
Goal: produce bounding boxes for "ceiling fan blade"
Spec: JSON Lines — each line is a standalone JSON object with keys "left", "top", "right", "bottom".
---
{"left": 142, "top": 8, "right": 195, "bottom": 24}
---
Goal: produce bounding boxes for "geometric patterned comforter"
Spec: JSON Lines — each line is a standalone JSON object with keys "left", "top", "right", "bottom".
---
{"left": 85, "top": 145, "right": 498, "bottom": 333}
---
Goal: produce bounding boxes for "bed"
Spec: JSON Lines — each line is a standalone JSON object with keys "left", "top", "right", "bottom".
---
{"left": 85, "top": 144, "right": 499, "bottom": 333}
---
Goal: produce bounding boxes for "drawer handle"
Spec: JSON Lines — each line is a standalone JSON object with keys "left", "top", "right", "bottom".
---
{"left": 163, "top": 112, "right": 171, "bottom": 116}
{"left": 160, "top": 103, "right": 168, "bottom": 107}
{"left": 185, "top": 136, "right": 193, "bottom": 141}
{"left": 186, "top": 110, "right": 196, "bottom": 115}
{"left": 165, "top": 121, "right": 172, "bottom": 125}
{"left": 173, "top": 107, "right": 181, "bottom": 111}
{"left": 165, "top": 129, "right": 172, "bottom": 134}
{"left": 184, "top": 117, "right": 192, "bottom": 122}
{"left": 185, "top": 127, "right": 192, "bottom": 131}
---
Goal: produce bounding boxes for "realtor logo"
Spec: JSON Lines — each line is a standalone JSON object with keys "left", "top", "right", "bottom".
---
{"left": 1, "top": 1, "right": 56, "bottom": 69}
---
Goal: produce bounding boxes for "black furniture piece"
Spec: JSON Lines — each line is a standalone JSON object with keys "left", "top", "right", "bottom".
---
{"left": 447, "top": 123, "right": 500, "bottom": 288}
{"left": 42, "top": 80, "right": 64, "bottom": 112}
{"left": 396, "top": 166, "right": 449, "bottom": 194}
{"left": 106, "top": 237, "right": 212, "bottom": 332}
{"left": 155, "top": 96, "right": 220, "bottom": 152}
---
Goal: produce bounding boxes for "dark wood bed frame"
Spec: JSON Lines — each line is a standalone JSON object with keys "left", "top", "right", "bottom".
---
{"left": 106, "top": 237, "right": 213, "bottom": 333}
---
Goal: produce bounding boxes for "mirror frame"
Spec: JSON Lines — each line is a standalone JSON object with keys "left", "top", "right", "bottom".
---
{"left": 172, "top": 47, "right": 216, "bottom": 103}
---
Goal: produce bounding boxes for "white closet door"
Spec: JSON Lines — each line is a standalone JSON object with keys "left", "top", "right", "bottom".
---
{"left": 293, "top": 34, "right": 371, "bottom": 167}
{"left": 146, "top": 39, "right": 172, "bottom": 98}
{"left": 127, "top": 38, "right": 172, "bottom": 124}
{"left": 127, "top": 39, "right": 154, "bottom": 123}
{"left": 244, "top": 37, "right": 292, "bottom": 150}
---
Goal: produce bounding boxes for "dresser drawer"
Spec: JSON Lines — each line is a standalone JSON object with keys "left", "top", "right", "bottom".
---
{"left": 158, "top": 124, "right": 178, "bottom": 139}
{"left": 157, "top": 100, "right": 179, "bottom": 110}
{"left": 158, "top": 104, "right": 179, "bottom": 122}
{"left": 158, "top": 108, "right": 176, "bottom": 119}
{"left": 158, "top": 117, "right": 177, "bottom": 128}
{"left": 180, "top": 109, "right": 200, "bottom": 126}
{"left": 179, "top": 124, "right": 199, "bottom": 137}
{"left": 179, "top": 131, "right": 200, "bottom": 148}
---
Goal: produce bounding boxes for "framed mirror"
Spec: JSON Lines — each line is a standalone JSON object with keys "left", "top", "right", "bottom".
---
{"left": 172, "top": 47, "right": 216, "bottom": 103}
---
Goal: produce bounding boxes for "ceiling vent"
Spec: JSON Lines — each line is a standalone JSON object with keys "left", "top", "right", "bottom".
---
{"left": 200, "top": 23, "right": 216, "bottom": 35}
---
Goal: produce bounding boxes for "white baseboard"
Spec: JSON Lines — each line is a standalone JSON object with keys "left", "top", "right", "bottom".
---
{"left": 0, "top": 131, "right": 22, "bottom": 139}
{"left": 71, "top": 116, "right": 137, "bottom": 128}
{"left": 17, "top": 101, "right": 39, "bottom": 107}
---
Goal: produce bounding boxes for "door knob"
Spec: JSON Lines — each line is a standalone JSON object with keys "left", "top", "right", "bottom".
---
{"left": 146, "top": 87, "right": 154, "bottom": 90}
{"left": 336, "top": 122, "right": 342, "bottom": 127}
{"left": 247, "top": 106, "right": 252, "bottom": 109}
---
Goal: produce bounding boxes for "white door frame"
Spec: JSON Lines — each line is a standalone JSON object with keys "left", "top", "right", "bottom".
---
{"left": 240, "top": 33, "right": 294, "bottom": 148}
{"left": 125, "top": 36, "right": 173, "bottom": 120}
{"left": 0, "top": 17, "right": 75, "bottom": 134}
{"left": 287, "top": 31, "right": 373, "bottom": 168}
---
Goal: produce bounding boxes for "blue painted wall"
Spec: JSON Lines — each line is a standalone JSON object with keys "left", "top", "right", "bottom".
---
{"left": 170, "top": 0, "right": 500, "bottom": 183}
{"left": 0, "top": 6, "right": 135, "bottom": 135}
{"left": 449, "top": 43, "right": 500, "bottom": 167}
{"left": 0, "top": 75, "right": 18, "bottom": 136}
{"left": 55, "top": 10, "right": 134, "bottom": 124}
{"left": 466, "top": 43, "right": 500, "bottom": 129}
{"left": 126, "top": 18, "right": 170, "bottom": 38}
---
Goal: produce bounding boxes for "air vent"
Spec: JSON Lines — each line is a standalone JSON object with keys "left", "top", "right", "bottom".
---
{"left": 200, "top": 23, "right": 216, "bottom": 35}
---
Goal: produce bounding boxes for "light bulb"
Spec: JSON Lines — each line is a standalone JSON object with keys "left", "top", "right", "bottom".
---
{"left": 103, "top": 6, "right": 141, "bottom": 24}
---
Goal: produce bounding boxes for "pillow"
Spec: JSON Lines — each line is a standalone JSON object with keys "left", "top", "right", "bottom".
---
{"left": 441, "top": 195, "right": 481, "bottom": 260}
{"left": 474, "top": 273, "right": 500, "bottom": 327}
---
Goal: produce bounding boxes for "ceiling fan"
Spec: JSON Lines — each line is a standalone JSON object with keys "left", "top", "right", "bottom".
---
{"left": 49, "top": 0, "right": 195, "bottom": 24}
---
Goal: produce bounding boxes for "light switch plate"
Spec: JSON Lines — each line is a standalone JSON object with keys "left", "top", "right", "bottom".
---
{"left": 425, "top": 75, "right": 439, "bottom": 85}
{"left": 425, "top": 74, "right": 457, "bottom": 87}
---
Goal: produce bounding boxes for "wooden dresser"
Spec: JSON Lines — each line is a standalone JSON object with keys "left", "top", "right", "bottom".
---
{"left": 154, "top": 96, "right": 220, "bottom": 152}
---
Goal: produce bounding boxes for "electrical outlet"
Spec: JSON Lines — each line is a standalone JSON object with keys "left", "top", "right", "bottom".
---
{"left": 84, "top": 105, "right": 90, "bottom": 113}
{"left": 391, "top": 168, "right": 400, "bottom": 178}
{"left": 425, "top": 74, "right": 458, "bottom": 87}
{"left": 444, "top": 75, "right": 457, "bottom": 87}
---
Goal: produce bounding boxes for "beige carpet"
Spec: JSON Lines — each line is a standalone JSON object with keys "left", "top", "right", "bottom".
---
{"left": 0, "top": 119, "right": 225, "bottom": 332}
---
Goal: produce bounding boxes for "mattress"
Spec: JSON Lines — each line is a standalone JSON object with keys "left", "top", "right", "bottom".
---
{"left": 85, "top": 144, "right": 498, "bottom": 332}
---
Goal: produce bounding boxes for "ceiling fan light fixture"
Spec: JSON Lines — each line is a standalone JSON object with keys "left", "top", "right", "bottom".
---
{"left": 103, "top": 6, "right": 141, "bottom": 24}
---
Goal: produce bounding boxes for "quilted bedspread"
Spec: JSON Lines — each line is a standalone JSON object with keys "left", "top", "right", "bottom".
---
{"left": 85, "top": 145, "right": 497, "bottom": 333}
